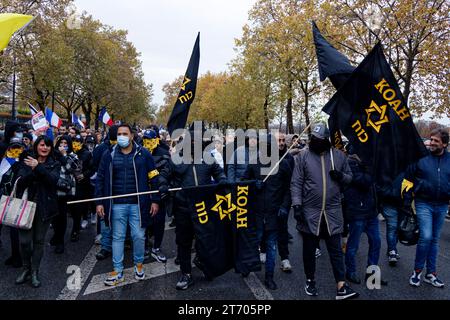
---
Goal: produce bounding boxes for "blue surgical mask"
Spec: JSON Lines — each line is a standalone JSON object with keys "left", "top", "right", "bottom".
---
{"left": 117, "top": 135, "right": 130, "bottom": 148}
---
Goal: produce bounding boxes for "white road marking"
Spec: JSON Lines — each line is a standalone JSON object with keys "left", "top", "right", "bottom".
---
{"left": 242, "top": 272, "right": 274, "bottom": 300}
{"left": 83, "top": 255, "right": 194, "bottom": 296}
{"left": 56, "top": 245, "right": 99, "bottom": 300}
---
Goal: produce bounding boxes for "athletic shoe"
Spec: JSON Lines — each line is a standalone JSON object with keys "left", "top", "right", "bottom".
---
{"left": 423, "top": 273, "right": 444, "bottom": 288}
{"left": 151, "top": 248, "right": 167, "bottom": 263}
{"left": 176, "top": 273, "right": 193, "bottom": 290}
{"left": 315, "top": 248, "right": 322, "bottom": 259}
{"left": 305, "top": 279, "right": 318, "bottom": 296}
{"left": 260, "top": 253, "right": 266, "bottom": 264}
{"left": 388, "top": 250, "right": 398, "bottom": 266}
{"left": 81, "top": 220, "right": 89, "bottom": 229}
{"left": 104, "top": 271, "right": 124, "bottom": 286}
{"left": 280, "top": 259, "right": 292, "bottom": 273}
{"left": 336, "top": 283, "right": 359, "bottom": 300}
{"left": 409, "top": 270, "right": 422, "bottom": 287}
{"left": 94, "top": 234, "right": 102, "bottom": 245}
{"left": 90, "top": 213, "right": 97, "bottom": 225}
{"left": 134, "top": 263, "right": 145, "bottom": 281}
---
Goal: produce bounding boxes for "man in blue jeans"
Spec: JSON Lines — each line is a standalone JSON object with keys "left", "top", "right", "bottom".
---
{"left": 405, "top": 128, "right": 449, "bottom": 288}
{"left": 343, "top": 150, "right": 387, "bottom": 285}
{"left": 96, "top": 124, "right": 160, "bottom": 286}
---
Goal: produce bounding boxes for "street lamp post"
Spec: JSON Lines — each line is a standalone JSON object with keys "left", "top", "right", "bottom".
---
{"left": 11, "top": 53, "right": 17, "bottom": 121}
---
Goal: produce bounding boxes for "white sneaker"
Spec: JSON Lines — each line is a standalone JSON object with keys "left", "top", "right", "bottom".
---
{"left": 90, "top": 213, "right": 97, "bottom": 224}
{"left": 81, "top": 220, "right": 89, "bottom": 229}
{"left": 94, "top": 234, "right": 102, "bottom": 245}
{"left": 260, "top": 253, "right": 266, "bottom": 264}
{"left": 280, "top": 259, "right": 292, "bottom": 273}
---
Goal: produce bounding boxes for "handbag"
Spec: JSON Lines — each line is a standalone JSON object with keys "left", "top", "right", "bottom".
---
{"left": 398, "top": 202, "right": 420, "bottom": 246}
{"left": 0, "top": 178, "right": 37, "bottom": 230}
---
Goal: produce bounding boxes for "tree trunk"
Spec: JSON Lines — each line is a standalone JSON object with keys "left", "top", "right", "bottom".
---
{"left": 263, "top": 94, "right": 269, "bottom": 130}
{"left": 286, "top": 80, "right": 294, "bottom": 134}
{"left": 304, "top": 92, "right": 311, "bottom": 136}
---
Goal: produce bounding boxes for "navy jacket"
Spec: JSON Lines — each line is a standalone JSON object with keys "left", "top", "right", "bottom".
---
{"left": 405, "top": 150, "right": 450, "bottom": 204}
{"left": 95, "top": 143, "right": 160, "bottom": 228}
{"left": 343, "top": 155, "right": 377, "bottom": 221}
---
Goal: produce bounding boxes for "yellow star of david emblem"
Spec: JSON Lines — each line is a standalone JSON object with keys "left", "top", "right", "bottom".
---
{"left": 365, "top": 100, "right": 389, "bottom": 133}
{"left": 180, "top": 76, "right": 191, "bottom": 91}
{"left": 211, "top": 193, "right": 236, "bottom": 221}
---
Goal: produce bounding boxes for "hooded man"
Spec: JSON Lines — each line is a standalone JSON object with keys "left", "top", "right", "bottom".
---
{"left": 291, "top": 123, "right": 358, "bottom": 300}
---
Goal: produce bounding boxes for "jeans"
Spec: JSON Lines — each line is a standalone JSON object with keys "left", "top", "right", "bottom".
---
{"left": 100, "top": 219, "right": 113, "bottom": 252}
{"left": 345, "top": 217, "right": 381, "bottom": 275}
{"left": 260, "top": 214, "right": 289, "bottom": 260}
{"left": 257, "top": 227, "right": 277, "bottom": 276}
{"left": 414, "top": 201, "right": 448, "bottom": 274}
{"left": 111, "top": 204, "right": 145, "bottom": 273}
{"left": 383, "top": 204, "right": 399, "bottom": 253}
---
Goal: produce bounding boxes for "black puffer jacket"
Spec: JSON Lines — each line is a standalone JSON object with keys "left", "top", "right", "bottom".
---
{"left": 343, "top": 155, "right": 377, "bottom": 221}
{"left": 243, "top": 156, "right": 292, "bottom": 232}
{"left": 75, "top": 146, "right": 95, "bottom": 198}
{"left": 16, "top": 157, "right": 60, "bottom": 222}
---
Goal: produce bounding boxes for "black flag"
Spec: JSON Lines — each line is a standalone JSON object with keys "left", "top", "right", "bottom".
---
{"left": 323, "top": 43, "right": 428, "bottom": 189}
{"left": 312, "top": 21, "right": 355, "bottom": 150}
{"left": 187, "top": 182, "right": 260, "bottom": 279}
{"left": 167, "top": 33, "right": 200, "bottom": 136}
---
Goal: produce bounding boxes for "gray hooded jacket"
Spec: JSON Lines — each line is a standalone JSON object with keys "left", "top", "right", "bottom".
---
{"left": 291, "top": 148, "right": 352, "bottom": 236}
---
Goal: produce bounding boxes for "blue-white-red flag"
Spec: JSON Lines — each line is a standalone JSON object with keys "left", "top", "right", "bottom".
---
{"left": 72, "top": 112, "right": 85, "bottom": 129}
{"left": 99, "top": 107, "right": 113, "bottom": 127}
{"left": 45, "top": 107, "right": 62, "bottom": 128}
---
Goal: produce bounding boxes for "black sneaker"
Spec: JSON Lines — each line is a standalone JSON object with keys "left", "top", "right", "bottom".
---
{"left": 305, "top": 279, "right": 318, "bottom": 296}
{"left": 151, "top": 248, "right": 167, "bottom": 263}
{"left": 176, "top": 273, "right": 193, "bottom": 290}
{"left": 96, "top": 249, "right": 111, "bottom": 261}
{"left": 336, "top": 283, "right": 359, "bottom": 300}
{"left": 388, "top": 250, "right": 399, "bottom": 266}
{"left": 264, "top": 276, "right": 278, "bottom": 290}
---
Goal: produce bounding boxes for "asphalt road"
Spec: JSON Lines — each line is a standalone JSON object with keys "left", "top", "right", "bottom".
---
{"left": 1, "top": 213, "right": 449, "bottom": 301}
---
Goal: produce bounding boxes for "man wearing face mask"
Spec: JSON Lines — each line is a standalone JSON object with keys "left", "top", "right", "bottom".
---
{"left": 96, "top": 124, "right": 160, "bottom": 286}
{"left": 0, "top": 121, "right": 25, "bottom": 159}
{"left": 141, "top": 128, "right": 171, "bottom": 263}
{"left": 291, "top": 123, "right": 358, "bottom": 300}
{"left": 405, "top": 129, "right": 450, "bottom": 288}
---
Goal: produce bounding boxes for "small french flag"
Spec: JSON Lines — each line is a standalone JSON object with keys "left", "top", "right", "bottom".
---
{"left": 99, "top": 107, "right": 113, "bottom": 127}
{"left": 45, "top": 107, "right": 62, "bottom": 128}
{"left": 72, "top": 112, "right": 85, "bottom": 129}
{"left": 27, "top": 102, "right": 38, "bottom": 115}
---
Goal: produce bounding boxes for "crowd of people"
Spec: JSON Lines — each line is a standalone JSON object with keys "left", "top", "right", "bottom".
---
{"left": 0, "top": 119, "right": 449, "bottom": 301}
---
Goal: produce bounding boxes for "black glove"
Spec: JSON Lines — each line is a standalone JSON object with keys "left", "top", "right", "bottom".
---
{"left": 293, "top": 205, "right": 303, "bottom": 221}
{"left": 255, "top": 180, "right": 264, "bottom": 190}
{"left": 278, "top": 208, "right": 289, "bottom": 218}
{"left": 329, "top": 170, "right": 344, "bottom": 182}
{"left": 159, "top": 185, "right": 169, "bottom": 200}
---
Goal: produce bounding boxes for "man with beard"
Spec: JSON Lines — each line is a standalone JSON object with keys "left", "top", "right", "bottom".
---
{"left": 406, "top": 129, "right": 450, "bottom": 288}
{"left": 291, "top": 123, "right": 359, "bottom": 300}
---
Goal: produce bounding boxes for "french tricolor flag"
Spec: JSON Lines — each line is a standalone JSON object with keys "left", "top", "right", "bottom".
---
{"left": 99, "top": 107, "right": 113, "bottom": 127}
{"left": 45, "top": 107, "right": 62, "bottom": 128}
{"left": 72, "top": 112, "right": 85, "bottom": 129}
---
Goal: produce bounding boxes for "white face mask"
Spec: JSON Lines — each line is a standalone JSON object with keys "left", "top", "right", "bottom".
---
{"left": 14, "top": 132, "right": 23, "bottom": 140}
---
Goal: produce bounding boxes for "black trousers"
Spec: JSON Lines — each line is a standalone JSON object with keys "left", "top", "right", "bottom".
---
{"left": 146, "top": 203, "right": 166, "bottom": 250}
{"left": 19, "top": 215, "right": 51, "bottom": 271}
{"left": 174, "top": 206, "right": 195, "bottom": 274}
{"left": 260, "top": 215, "right": 289, "bottom": 260}
{"left": 301, "top": 219, "right": 345, "bottom": 283}
{"left": 52, "top": 196, "right": 71, "bottom": 245}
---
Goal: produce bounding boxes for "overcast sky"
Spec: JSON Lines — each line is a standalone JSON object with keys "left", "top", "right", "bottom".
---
{"left": 74, "top": 0, "right": 256, "bottom": 107}
{"left": 73, "top": 0, "right": 448, "bottom": 125}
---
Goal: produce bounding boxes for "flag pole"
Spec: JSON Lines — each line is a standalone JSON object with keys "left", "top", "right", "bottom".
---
{"left": 263, "top": 115, "right": 322, "bottom": 183}
{"left": 67, "top": 180, "right": 258, "bottom": 205}
{"left": 325, "top": 122, "right": 336, "bottom": 170}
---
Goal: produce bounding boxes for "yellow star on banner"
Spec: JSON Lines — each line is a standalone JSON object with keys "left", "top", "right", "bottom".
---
{"left": 365, "top": 100, "right": 389, "bottom": 133}
{"left": 211, "top": 193, "right": 236, "bottom": 221}
{"left": 0, "top": 13, "right": 34, "bottom": 52}
{"left": 180, "top": 76, "right": 191, "bottom": 91}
